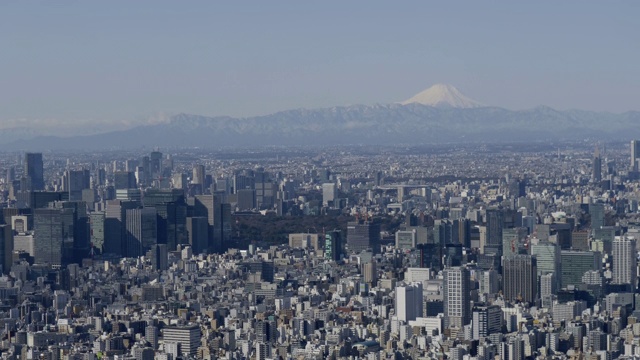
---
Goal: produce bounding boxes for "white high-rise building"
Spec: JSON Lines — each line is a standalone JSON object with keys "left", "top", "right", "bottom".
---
{"left": 395, "top": 282, "right": 423, "bottom": 322}
{"left": 540, "top": 272, "right": 555, "bottom": 308}
{"left": 444, "top": 266, "right": 471, "bottom": 329}
{"left": 612, "top": 237, "right": 637, "bottom": 286}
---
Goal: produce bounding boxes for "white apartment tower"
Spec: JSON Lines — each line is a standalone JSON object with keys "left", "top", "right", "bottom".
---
{"left": 612, "top": 237, "right": 637, "bottom": 286}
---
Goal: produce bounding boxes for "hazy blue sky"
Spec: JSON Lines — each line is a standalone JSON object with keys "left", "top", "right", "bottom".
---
{"left": 1, "top": 1, "right": 638, "bottom": 125}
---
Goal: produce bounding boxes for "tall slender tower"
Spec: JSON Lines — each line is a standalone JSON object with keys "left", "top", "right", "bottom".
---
{"left": 25, "top": 153, "right": 44, "bottom": 190}
{"left": 592, "top": 145, "right": 602, "bottom": 183}
{"left": 631, "top": 140, "right": 640, "bottom": 171}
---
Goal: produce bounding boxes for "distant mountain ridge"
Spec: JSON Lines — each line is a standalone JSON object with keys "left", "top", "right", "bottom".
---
{"left": 3, "top": 102, "right": 640, "bottom": 150}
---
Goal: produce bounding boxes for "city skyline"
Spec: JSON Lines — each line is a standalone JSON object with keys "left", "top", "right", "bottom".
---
{"left": 2, "top": 2, "right": 640, "bottom": 358}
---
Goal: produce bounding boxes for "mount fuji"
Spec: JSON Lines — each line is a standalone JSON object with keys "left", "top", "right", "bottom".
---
{"left": 400, "top": 84, "right": 483, "bottom": 108}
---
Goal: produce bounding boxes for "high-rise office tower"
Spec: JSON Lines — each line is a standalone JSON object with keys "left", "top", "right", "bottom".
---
{"left": 90, "top": 212, "right": 105, "bottom": 254}
{"left": 64, "top": 169, "right": 90, "bottom": 201}
{"left": 531, "top": 240, "right": 561, "bottom": 291}
{"left": 347, "top": 220, "right": 381, "bottom": 254}
{"left": 454, "top": 218, "right": 471, "bottom": 248}
{"left": 592, "top": 146, "right": 602, "bottom": 183}
{"left": 144, "top": 189, "right": 187, "bottom": 252}
{"left": 589, "top": 203, "right": 605, "bottom": 230}
{"left": 485, "top": 209, "right": 503, "bottom": 247}
{"left": 502, "top": 255, "right": 537, "bottom": 303}
{"left": 192, "top": 165, "right": 205, "bottom": 186}
{"left": 149, "top": 151, "right": 163, "bottom": 180}
{"left": 434, "top": 219, "right": 453, "bottom": 245}
{"left": 104, "top": 200, "right": 140, "bottom": 256}
{"left": 5, "top": 166, "right": 15, "bottom": 184}
{"left": 443, "top": 266, "right": 471, "bottom": 329}
{"left": 25, "top": 153, "right": 44, "bottom": 191}
{"left": 631, "top": 140, "right": 640, "bottom": 171}
{"left": 56, "top": 201, "right": 90, "bottom": 263}
{"left": 0, "top": 225, "right": 13, "bottom": 274}
{"left": 193, "top": 194, "right": 231, "bottom": 253}
{"left": 113, "top": 171, "right": 137, "bottom": 190}
{"left": 612, "top": 237, "right": 637, "bottom": 286}
{"left": 233, "top": 171, "right": 255, "bottom": 194}
{"left": 324, "top": 230, "right": 342, "bottom": 261}
{"left": 395, "top": 282, "right": 423, "bottom": 322}
{"left": 322, "top": 183, "right": 337, "bottom": 207}
{"left": 502, "top": 227, "right": 527, "bottom": 259}
{"left": 186, "top": 216, "right": 208, "bottom": 255}
{"left": 560, "top": 250, "right": 601, "bottom": 288}
{"left": 140, "top": 156, "right": 150, "bottom": 184}
{"left": 33, "top": 208, "right": 65, "bottom": 266}
{"left": 148, "top": 244, "right": 168, "bottom": 271}
{"left": 124, "top": 207, "right": 157, "bottom": 258}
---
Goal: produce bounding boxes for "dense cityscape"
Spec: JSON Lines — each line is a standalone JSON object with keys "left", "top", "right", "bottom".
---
{"left": 0, "top": 140, "right": 634, "bottom": 359}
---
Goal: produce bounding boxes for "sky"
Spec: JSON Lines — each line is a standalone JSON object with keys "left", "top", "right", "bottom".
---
{"left": 0, "top": 1, "right": 638, "bottom": 128}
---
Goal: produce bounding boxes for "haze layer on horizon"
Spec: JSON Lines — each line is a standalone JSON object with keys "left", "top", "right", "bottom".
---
{"left": 1, "top": 1, "right": 638, "bottom": 126}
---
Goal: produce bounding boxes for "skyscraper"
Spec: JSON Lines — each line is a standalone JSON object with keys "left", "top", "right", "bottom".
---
{"left": 502, "top": 227, "right": 527, "bottom": 259}
{"left": 148, "top": 244, "right": 168, "bottom": 271}
{"left": 612, "top": 237, "right": 637, "bottom": 286}
{"left": 113, "top": 171, "right": 137, "bottom": 190}
{"left": 64, "top": 169, "right": 90, "bottom": 201}
{"left": 531, "top": 240, "right": 561, "bottom": 291}
{"left": 592, "top": 146, "right": 602, "bottom": 183}
{"left": 104, "top": 200, "right": 140, "bottom": 256}
{"left": 149, "top": 151, "right": 163, "bottom": 180}
{"left": 144, "top": 189, "right": 187, "bottom": 252}
{"left": 193, "top": 194, "right": 231, "bottom": 253}
{"left": 125, "top": 207, "right": 157, "bottom": 258}
{"left": 396, "top": 282, "right": 423, "bottom": 322}
{"left": 502, "top": 255, "right": 537, "bottom": 304}
{"left": 324, "top": 230, "right": 342, "bottom": 261}
{"left": 0, "top": 225, "right": 13, "bottom": 274}
{"left": 589, "top": 203, "right": 605, "bottom": 230}
{"left": 347, "top": 220, "right": 381, "bottom": 254}
{"left": 33, "top": 208, "right": 65, "bottom": 266}
{"left": 631, "top": 140, "right": 640, "bottom": 171}
{"left": 322, "top": 183, "right": 337, "bottom": 207}
{"left": 443, "top": 266, "right": 471, "bottom": 329}
{"left": 90, "top": 212, "right": 105, "bottom": 254}
{"left": 192, "top": 165, "right": 205, "bottom": 186}
{"left": 560, "top": 250, "right": 601, "bottom": 288}
{"left": 485, "top": 209, "right": 503, "bottom": 247}
{"left": 25, "top": 153, "right": 44, "bottom": 191}
{"left": 186, "top": 216, "right": 208, "bottom": 255}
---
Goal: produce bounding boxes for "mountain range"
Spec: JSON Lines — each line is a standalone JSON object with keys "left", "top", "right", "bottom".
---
{"left": 2, "top": 85, "right": 639, "bottom": 150}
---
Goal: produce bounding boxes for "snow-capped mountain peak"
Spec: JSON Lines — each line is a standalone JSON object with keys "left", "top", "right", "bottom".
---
{"left": 400, "top": 84, "right": 483, "bottom": 108}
